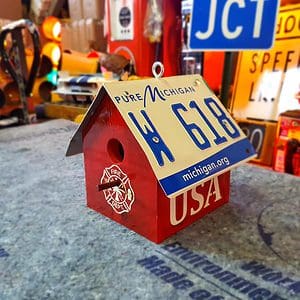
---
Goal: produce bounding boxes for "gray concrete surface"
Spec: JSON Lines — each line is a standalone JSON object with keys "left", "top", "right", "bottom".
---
{"left": 0, "top": 119, "right": 299, "bottom": 300}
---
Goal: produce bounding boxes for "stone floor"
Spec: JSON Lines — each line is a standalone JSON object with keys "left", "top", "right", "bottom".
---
{"left": 0, "top": 119, "right": 299, "bottom": 300}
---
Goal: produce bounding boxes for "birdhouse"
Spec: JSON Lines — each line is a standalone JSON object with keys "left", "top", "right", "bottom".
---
{"left": 66, "top": 70, "right": 256, "bottom": 243}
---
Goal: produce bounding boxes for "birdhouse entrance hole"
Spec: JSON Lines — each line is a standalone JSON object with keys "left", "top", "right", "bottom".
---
{"left": 107, "top": 139, "right": 124, "bottom": 162}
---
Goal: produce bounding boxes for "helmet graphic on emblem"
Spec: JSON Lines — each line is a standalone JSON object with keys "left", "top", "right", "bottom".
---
{"left": 100, "top": 164, "right": 135, "bottom": 214}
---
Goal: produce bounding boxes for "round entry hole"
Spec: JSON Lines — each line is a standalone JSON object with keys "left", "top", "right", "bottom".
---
{"left": 107, "top": 139, "right": 124, "bottom": 162}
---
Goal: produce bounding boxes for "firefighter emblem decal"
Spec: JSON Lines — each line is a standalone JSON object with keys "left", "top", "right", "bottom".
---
{"left": 100, "top": 165, "right": 135, "bottom": 214}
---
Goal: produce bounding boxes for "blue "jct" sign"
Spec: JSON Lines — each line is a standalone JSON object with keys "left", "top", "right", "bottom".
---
{"left": 189, "top": 0, "right": 280, "bottom": 50}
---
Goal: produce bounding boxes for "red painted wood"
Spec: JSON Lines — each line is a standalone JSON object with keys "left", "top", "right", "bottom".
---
{"left": 106, "top": 0, "right": 181, "bottom": 77}
{"left": 82, "top": 95, "right": 230, "bottom": 243}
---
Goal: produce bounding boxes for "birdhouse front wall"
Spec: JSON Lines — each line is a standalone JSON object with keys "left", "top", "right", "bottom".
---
{"left": 82, "top": 95, "right": 160, "bottom": 241}
{"left": 81, "top": 94, "right": 231, "bottom": 243}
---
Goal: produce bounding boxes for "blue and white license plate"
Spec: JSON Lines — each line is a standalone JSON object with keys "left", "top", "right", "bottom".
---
{"left": 105, "top": 75, "right": 257, "bottom": 197}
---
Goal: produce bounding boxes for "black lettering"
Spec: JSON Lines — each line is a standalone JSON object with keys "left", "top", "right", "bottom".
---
{"left": 276, "top": 16, "right": 282, "bottom": 34}
{"left": 249, "top": 81, "right": 255, "bottom": 102}
{"left": 248, "top": 288, "right": 271, "bottom": 299}
{"left": 284, "top": 51, "right": 294, "bottom": 72}
{"left": 137, "top": 254, "right": 193, "bottom": 291}
{"left": 240, "top": 261, "right": 273, "bottom": 276}
{"left": 193, "top": 260, "right": 212, "bottom": 268}
{"left": 181, "top": 252, "right": 203, "bottom": 262}
{"left": 129, "top": 94, "right": 136, "bottom": 101}
{"left": 189, "top": 256, "right": 207, "bottom": 266}
{"left": 0, "top": 248, "right": 9, "bottom": 257}
{"left": 227, "top": 277, "right": 257, "bottom": 294}
{"left": 173, "top": 279, "right": 194, "bottom": 290}
{"left": 262, "top": 272, "right": 282, "bottom": 282}
{"left": 161, "top": 272, "right": 186, "bottom": 283}
{"left": 214, "top": 270, "right": 236, "bottom": 282}
{"left": 164, "top": 244, "right": 208, "bottom": 267}
{"left": 136, "top": 93, "right": 142, "bottom": 101}
{"left": 123, "top": 92, "right": 130, "bottom": 102}
{"left": 289, "top": 281, "right": 300, "bottom": 294}
{"left": 151, "top": 266, "right": 171, "bottom": 276}
{"left": 114, "top": 96, "right": 121, "bottom": 103}
{"left": 202, "top": 264, "right": 222, "bottom": 275}
{"left": 276, "top": 277, "right": 294, "bottom": 287}
{"left": 261, "top": 53, "right": 270, "bottom": 73}
{"left": 169, "top": 245, "right": 191, "bottom": 256}
{"left": 169, "top": 88, "right": 177, "bottom": 96}
{"left": 250, "top": 53, "right": 258, "bottom": 73}
{"left": 284, "top": 15, "right": 296, "bottom": 33}
{"left": 137, "top": 255, "right": 165, "bottom": 269}
{"left": 163, "top": 89, "right": 170, "bottom": 96}
{"left": 272, "top": 52, "right": 282, "bottom": 72}
{"left": 268, "top": 294, "right": 285, "bottom": 300}
{"left": 162, "top": 242, "right": 181, "bottom": 251}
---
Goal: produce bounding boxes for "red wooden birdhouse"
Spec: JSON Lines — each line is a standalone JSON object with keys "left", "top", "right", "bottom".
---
{"left": 67, "top": 73, "right": 256, "bottom": 243}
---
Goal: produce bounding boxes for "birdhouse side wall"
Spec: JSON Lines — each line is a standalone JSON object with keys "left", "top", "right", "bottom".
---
{"left": 156, "top": 172, "right": 231, "bottom": 243}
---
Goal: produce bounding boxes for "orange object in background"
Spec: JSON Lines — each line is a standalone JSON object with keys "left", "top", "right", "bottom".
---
{"left": 61, "top": 50, "right": 99, "bottom": 75}
{"left": 42, "top": 16, "right": 62, "bottom": 42}
{"left": 39, "top": 17, "right": 62, "bottom": 68}
{"left": 203, "top": 52, "right": 225, "bottom": 95}
{"left": 28, "top": 16, "right": 63, "bottom": 104}
{"left": 41, "top": 42, "right": 61, "bottom": 66}
{"left": 281, "top": 0, "right": 299, "bottom": 5}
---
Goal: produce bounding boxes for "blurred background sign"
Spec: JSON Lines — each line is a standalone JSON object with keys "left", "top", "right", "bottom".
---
{"left": 189, "top": 0, "right": 280, "bottom": 50}
{"left": 231, "top": 4, "right": 300, "bottom": 121}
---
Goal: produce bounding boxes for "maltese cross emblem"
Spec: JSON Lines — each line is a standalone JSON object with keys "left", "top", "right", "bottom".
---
{"left": 100, "top": 165, "right": 135, "bottom": 214}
